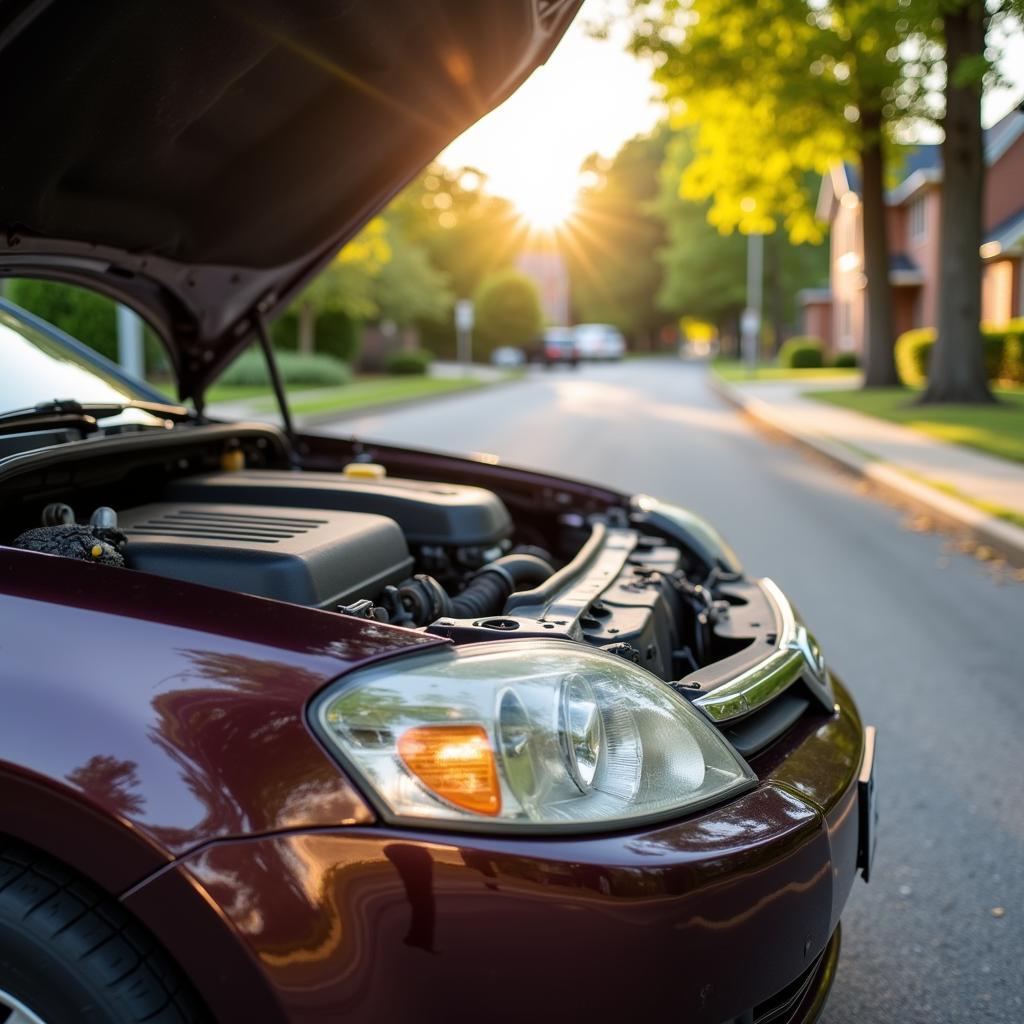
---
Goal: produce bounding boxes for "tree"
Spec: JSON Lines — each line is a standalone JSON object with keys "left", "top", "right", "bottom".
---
{"left": 372, "top": 233, "right": 454, "bottom": 346}
{"left": 921, "top": 0, "right": 1022, "bottom": 403}
{"left": 655, "top": 132, "right": 829, "bottom": 349}
{"left": 474, "top": 270, "right": 543, "bottom": 356}
{"left": 623, "top": 0, "right": 932, "bottom": 387}
{"left": 567, "top": 126, "right": 671, "bottom": 347}
{"left": 291, "top": 217, "right": 390, "bottom": 354}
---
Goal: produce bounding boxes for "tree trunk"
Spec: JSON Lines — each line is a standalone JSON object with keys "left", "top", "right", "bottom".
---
{"left": 860, "top": 110, "right": 899, "bottom": 387}
{"left": 921, "top": 1, "right": 992, "bottom": 404}
{"left": 297, "top": 300, "right": 316, "bottom": 355}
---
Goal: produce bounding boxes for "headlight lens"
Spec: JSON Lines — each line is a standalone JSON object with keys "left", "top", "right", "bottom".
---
{"left": 314, "top": 640, "right": 755, "bottom": 831}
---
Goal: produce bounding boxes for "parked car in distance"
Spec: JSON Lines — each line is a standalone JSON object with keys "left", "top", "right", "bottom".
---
{"left": 529, "top": 326, "right": 580, "bottom": 368}
{"left": 573, "top": 322, "right": 626, "bottom": 361}
{"left": 490, "top": 345, "right": 527, "bottom": 367}
{"left": 0, "top": 3, "right": 875, "bottom": 1024}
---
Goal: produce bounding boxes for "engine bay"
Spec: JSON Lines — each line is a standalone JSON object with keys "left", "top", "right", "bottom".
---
{"left": 0, "top": 426, "right": 776, "bottom": 696}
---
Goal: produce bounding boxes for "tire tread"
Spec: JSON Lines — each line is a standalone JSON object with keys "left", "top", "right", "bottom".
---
{"left": 0, "top": 841, "right": 207, "bottom": 1023}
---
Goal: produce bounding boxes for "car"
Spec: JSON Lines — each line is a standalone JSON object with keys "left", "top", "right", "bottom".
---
{"left": 0, "top": 4, "right": 875, "bottom": 1024}
{"left": 490, "top": 345, "right": 527, "bottom": 367}
{"left": 528, "top": 326, "right": 580, "bottom": 368}
{"left": 573, "top": 322, "right": 627, "bottom": 361}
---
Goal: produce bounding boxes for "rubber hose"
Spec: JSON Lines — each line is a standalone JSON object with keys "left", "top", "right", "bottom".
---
{"left": 449, "top": 553, "right": 555, "bottom": 619}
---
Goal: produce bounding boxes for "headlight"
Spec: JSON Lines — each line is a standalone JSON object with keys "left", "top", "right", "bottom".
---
{"left": 313, "top": 640, "right": 755, "bottom": 832}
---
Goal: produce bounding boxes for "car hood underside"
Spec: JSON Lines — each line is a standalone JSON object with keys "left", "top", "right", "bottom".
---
{"left": 0, "top": 0, "right": 579, "bottom": 402}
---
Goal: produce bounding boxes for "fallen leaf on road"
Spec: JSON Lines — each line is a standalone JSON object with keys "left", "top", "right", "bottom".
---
{"left": 991, "top": 907, "right": 1005, "bottom": 918}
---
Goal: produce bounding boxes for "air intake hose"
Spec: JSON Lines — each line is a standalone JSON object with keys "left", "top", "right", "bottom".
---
{"left": 449, "top": 553, "right": 555, "bottom": 619}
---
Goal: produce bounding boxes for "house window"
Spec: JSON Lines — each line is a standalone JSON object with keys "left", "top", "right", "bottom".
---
{"left": 909, "top": 195, "right": 927, "bottom": 244}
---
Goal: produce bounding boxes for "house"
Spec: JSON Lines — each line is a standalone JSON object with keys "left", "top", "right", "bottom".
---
{"left": 808, "top": 103, "right": 1024, "bottom": 354}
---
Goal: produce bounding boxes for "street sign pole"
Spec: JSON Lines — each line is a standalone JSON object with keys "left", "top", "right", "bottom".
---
{"left": 454, "top": 299, "right": 474, "bottom": 373}
{"left": 116, "top": 303, "right": 145, "bottom": 379}
{"left": 741, "top": 232, "right": 763, "bottom": 372}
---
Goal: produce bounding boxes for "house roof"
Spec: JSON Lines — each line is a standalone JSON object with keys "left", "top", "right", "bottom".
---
{"left": 819, "top": 103, "right": 1024, "bottom": 216}
{"left": 982, "top": 205, "right": 1024, "bottom": 258}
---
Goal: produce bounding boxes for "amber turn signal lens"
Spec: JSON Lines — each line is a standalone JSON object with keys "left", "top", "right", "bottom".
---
{"left": 397, "top": 724, "right": 501, "bottom": 816}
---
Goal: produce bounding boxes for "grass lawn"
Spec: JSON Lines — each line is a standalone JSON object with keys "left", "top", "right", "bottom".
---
{"left": 712, "top": 359, "right": 860, "bottom": 383}
{"left": 287, "top": 375, "right": 487, "bottom": 415}
{"left": 807, "top": 386, "right": 1024, "bottom": 465}
{"left": 154, "top": 373, "right": 513, "bottom": 415}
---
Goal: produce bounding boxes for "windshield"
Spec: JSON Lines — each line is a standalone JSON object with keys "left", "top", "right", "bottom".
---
{"left": 0, "top": 303, "right": 155, "bottom": 415}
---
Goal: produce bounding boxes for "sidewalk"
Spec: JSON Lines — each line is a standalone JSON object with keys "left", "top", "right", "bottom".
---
{"left": 714, "top": 375, "right": 1024, "bottom": 563}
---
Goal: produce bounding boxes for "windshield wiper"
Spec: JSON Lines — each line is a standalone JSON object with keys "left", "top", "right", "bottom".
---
{"left": 0, "top": 398, "right": 194, "bottom": 435}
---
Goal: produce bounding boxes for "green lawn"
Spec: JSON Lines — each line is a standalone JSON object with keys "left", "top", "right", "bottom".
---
{"left": 287, "top": 375, "right": 488, "bottom": 415}
{"left": 154, "top": 372, "right": 513, "bottom": 416}
{"left": 807, "top": 386, "right": 1024, "bottom": 465}
{"left": 712, "top": 359, "right": 860, "bottom": 383}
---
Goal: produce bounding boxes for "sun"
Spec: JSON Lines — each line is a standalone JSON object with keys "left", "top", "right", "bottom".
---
{"left": 504, "top": 175, "right": 580, "bottom": 231}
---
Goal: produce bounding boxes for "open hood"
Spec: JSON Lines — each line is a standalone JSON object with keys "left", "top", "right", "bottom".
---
{"left": 0, "top": 0, "right": 580, "bottom": 403}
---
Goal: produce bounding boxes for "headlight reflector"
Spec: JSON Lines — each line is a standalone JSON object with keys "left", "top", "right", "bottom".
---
{"left": 315, "top": 640, "right": 754, "bottom": 832}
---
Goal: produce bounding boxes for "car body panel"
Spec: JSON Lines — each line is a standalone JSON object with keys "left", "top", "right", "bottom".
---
{"left": 0, "top": 546, "right": 450, "bottom": 888}
{"left": 126, "top": 671, "right": 865, "bottom": 1024}
{"left": 0, "top": 0, "right": 582, "bottom": 403}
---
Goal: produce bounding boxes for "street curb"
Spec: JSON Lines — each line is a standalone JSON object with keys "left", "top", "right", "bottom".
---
{"left": 290, "top": 374, "right": 527, "bottom": 429}
{"left": 710, "top": 374, "right": 1024, "bottom": 567}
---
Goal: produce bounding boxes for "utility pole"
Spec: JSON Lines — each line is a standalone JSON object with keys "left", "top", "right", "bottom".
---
{"left": 116, "top": 304, "right": 145, "bottom": 379}
{"left": 741, "top": 231, "right": 763, "bottom": 372}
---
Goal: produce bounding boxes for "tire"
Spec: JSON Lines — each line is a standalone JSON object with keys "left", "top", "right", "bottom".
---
{"left": 0, "top": 841, "right": 208, "bottom": 1024}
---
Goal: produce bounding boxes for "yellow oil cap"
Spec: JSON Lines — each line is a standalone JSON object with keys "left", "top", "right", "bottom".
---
{"left": 220, "top": 448, "right": 245, "bottom": 472}
{"left": 343, "top": 462, "right": 386, "bottom": 479}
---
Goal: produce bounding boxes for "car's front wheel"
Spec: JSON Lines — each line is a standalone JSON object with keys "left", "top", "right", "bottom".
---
{"left": 0, "top": 841, "right": 207, "bottom": 1024}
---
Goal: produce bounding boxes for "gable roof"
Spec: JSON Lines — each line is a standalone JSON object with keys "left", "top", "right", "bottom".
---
{"left": 819, "top": 103, "right": 1024, "bottom": 217}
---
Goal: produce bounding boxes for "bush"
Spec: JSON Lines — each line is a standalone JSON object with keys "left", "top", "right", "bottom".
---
{"left": 474, "top": 270, "right": 543, "bottom": 357}
{"left": 7, "top": 277, "right": 172, "bottom": 376}
{"left": 777, "top": 336, "right": 824, "bottom": 369}
{"left": 385, "top": 348, "right": 433, "bottom": 376}
{"left": 833, "top": 351, "right": 859, "bottom": 368}
{"left": 218, "top": 348, "right": 351, "bottom": 388}
{"left": 895, "top": 324, "right": 1022, "bottom": 387}
{"left": 271, "top": 308, "right": 362, "bottom": 364}
{"left": 894, "top": 327, "right": 935, "bottom": 387}
{"left": 1000, "top": 322, "right": 1024, "bottom": 385}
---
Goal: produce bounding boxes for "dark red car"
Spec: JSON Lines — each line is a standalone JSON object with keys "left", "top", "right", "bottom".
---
{"left": 0, "top": 3, "right": 876, "bottom": 1023}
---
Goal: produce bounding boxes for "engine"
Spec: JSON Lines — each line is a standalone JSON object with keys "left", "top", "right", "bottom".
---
{"left": 9, "top": 466, "right": 733, "bottom": 684}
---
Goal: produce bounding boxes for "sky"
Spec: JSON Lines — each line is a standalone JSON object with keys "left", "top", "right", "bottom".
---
{"left": 439, "top": 0, "right": 1024, "bottom": 222}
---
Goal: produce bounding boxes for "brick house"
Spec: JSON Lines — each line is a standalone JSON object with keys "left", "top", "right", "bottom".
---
{"left": 808, "top": 104, "right": 1024, "bottom": 354}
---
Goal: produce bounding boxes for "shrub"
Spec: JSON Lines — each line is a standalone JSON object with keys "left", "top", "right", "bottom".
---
{"left": 833, "top": 351, "right": 859, "bottom": 368}
{"left": 778, "top": 336, "right": 824, "bottom": 369}
{"left": 981, "top": 328, "right": 1007, "bottom": 382}
{"left": 1000, "top": 321, "right": 1024, "bottom": 385}
{"left": 895, "top": 324, "right": 1021, "bottom": 387}
{"left": 219, "top": 348, "right": 350, "bottom": 388}
{"left": 474, "top": 270, "right": 543, "bottom": 357}
{"left": 385, "top": 348, "right": 433, "bottom": 376}
{"left": 895, "top": 327, "right": 935, "bottom": 387}
{"left": 271, "top": 308, "right": 362, "bottom": 364}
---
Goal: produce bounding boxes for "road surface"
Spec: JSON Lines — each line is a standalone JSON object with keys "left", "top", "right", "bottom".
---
{"left": 320, "top": 359, "right": 1024, "bottom": 1023}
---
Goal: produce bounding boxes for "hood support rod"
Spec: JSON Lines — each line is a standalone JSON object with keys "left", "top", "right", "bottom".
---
{"left": 254, "top": 314, "right": 298, "bottom": 458}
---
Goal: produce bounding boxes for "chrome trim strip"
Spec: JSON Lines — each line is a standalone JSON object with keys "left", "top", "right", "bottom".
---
{"left": 694, "top": 577, "right": 829, "bottom": 723}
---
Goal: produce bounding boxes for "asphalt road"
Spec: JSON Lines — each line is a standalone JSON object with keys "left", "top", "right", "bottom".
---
{"left": 321, "top": 359, "right": 1023, "bottom": 1023}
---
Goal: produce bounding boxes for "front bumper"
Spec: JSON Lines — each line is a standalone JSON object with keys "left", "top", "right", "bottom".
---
{"left": 124, "top": 677, "right": 868, "bottom": 1024}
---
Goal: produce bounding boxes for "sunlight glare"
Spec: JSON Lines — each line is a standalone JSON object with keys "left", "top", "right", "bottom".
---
{"left": 503, "top": 171, "right": 579, "bottom": 231}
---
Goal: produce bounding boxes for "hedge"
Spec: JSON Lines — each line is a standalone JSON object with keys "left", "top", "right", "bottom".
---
{"left": 271, "top": 308, "right": 361, "bottom": 364}
{"left": 5, "top": 277, "right": 170, "bottom": 375}
{"left": 778, "top": 336, "right": 825, "bottom": 369}
{"left": 833, "top": 351, "right": 859, "bottom": 368}
{"left": 219, "top": 348, "right": 351, "bottom": 388}
{"left": 895, "top": 320, "right": 1024, "bottom": 387}
{"left": 385, "top": 348, "right": 433, "bottom": 376}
